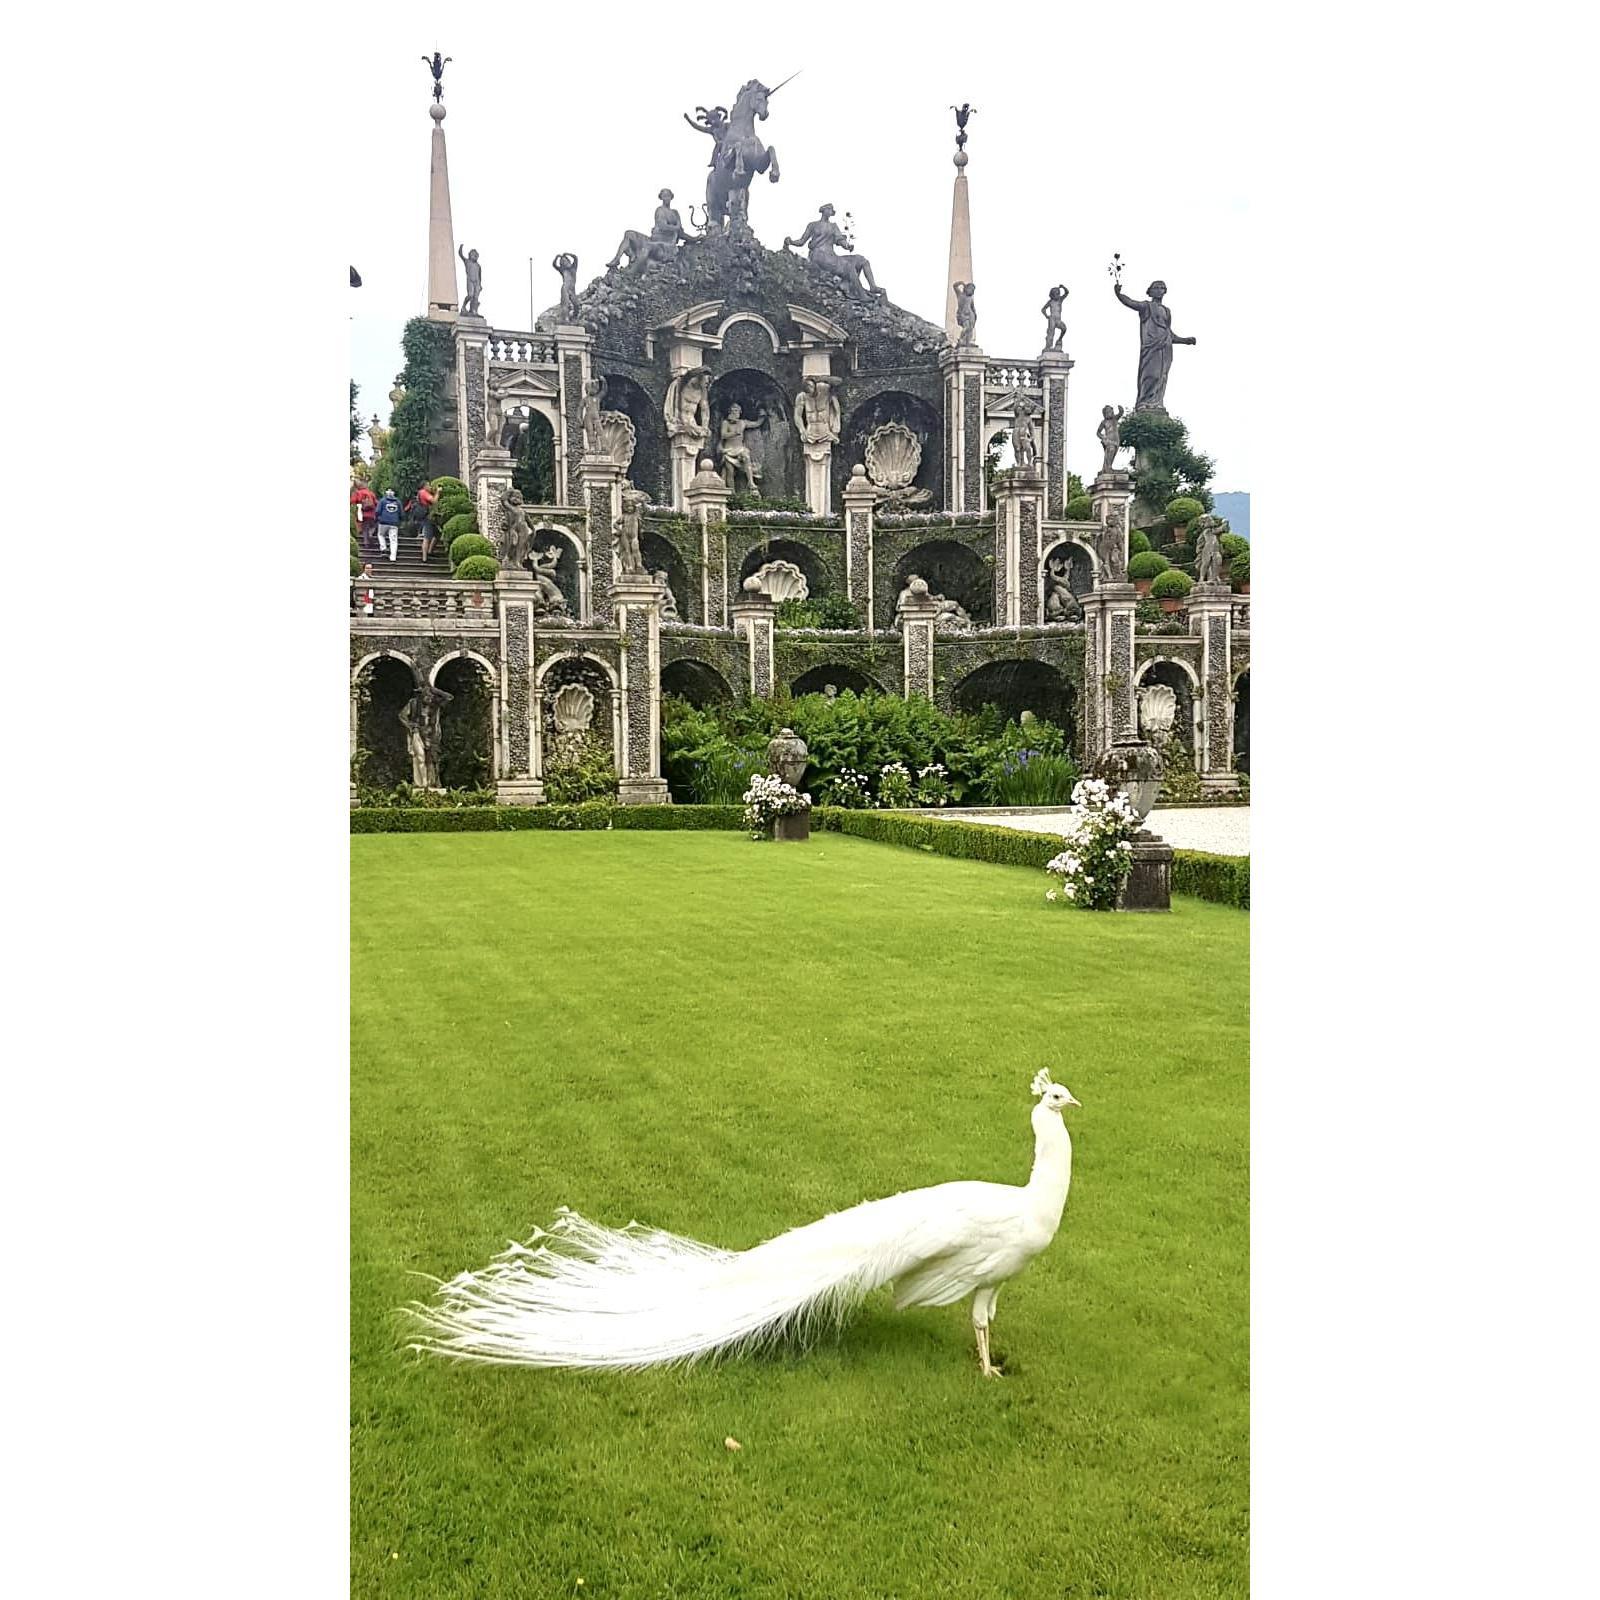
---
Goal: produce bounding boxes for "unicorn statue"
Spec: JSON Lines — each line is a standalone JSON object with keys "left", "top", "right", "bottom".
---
{"left": 684, "top": 75, "right": 794, "bottom": 234}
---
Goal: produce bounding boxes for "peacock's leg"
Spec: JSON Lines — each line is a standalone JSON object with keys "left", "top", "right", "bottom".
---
{"left": 972, "top": 1287, "right": 1002, "bottom": 1378}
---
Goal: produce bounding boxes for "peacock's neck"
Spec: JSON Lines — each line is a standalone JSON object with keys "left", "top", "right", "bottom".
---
{"left": 1025, "top": 1106, "right": 1073, "bottom": 1227}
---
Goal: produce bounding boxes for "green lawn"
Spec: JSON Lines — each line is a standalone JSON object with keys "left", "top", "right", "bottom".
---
{"left": 352, "top": 832, "right": 1249, "bottom": 1598}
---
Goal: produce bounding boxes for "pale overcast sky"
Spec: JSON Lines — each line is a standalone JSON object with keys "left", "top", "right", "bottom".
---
{"left": 350, "top": 10, "right": 1253, "bottom": 494}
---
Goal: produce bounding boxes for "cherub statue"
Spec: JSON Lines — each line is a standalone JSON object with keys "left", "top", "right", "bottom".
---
{"left": 581, "top": 378, "right": 606, "bottom": 456}
{"left": 717, "top": 403, "right": 764, "bottom": 493}
{"left": 614, "top": 486, "right": 649, "bottom": 575}
{"left": 953, "top": 281, "right": 978, "bottom": 345}
{"left": 1193, "top": 515, "right": 1225, "bottom": 585}
{"left": 458, "top": 245, "right": 482, "bottom": 317}
{"left": 1013, "top": 396, "right": 1039, "bottom": 471}
{"left": 552, "top": 252, "right": 580, "bottom": 321}
{"left": 1043, "top": 552, "right": 1081, "bottom": 621}
{"left": 1096, "top": 404, "right": 1126, "bottom": 472}
{"left": 1041, "top": 285, "right": 1069, "bottom": 352}
{"left": 499, "top": 487, "right": 535, "bottom": 570}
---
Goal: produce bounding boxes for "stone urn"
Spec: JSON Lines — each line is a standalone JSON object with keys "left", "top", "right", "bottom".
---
{"left": 1092, "top": 738, "right": 1171, "bottom": 912}
{"left": 765, "top": 727, "right": 809, "bottom": 789}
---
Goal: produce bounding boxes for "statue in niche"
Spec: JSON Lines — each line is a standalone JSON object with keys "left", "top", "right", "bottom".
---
{"left": 1041, "top": 285, "right": 1069, "bottom": 352}
{"left": 653, "top": 571, "right": 680, "bottom": 621}
{"left": 614, "top": 486, "right": 650, "bottom": 575}
{"left": 551, "top": 252, "right": 580, "bottom": 321}
{"left": 717, "top": 404, "right": 764, "bottom": 493}
{"left": 685, "top": 76, "right": 789, "bottom": 234}
{"left": 1097, "top": 404, "right": 1126, "bottom": 473}
{"left": 529, "top": 543, "right": 569, "bottom": 614}
{"left": 1114, "top": 278, "right": 1197, "bottom": 412}
{"left": 794, "top": 376, "right": 841, "bottom": 456}
{"left": 1044, "top": 552, "right": 1083, "bottom": 622}
{"left": 1097, "top": 511, "right": 1128, "bottom": 585}
{"left": 398, "top": 683, "right": 452, "bottom": 789}
{"left": 1193, "top": 515, "right": 1225, "bottom": 585}
{"left": 581, "top": 378, "right": 606, "bottom": 457}
{"left": 1012, "top": 396, "right": 1039, "bottom": 471}
{"left": 457, "top": 246, "right": 482, "bottom": 317}
{"left": 953, "top": 281, "right": 978, "bottom": 345}
{"left": 664, "top": 368, "right": 712, "bottom": 450}
{"left": 606, "top": 189, "right": 687, "bottom": 275}
{"left": 499, "top": 488, "right": 535, "bottom": 570}
{"left": 932, "top": 594, "right": 973, "bottom": 634}
{"left": 782, "top": 205, "right": 880, "bottom": 298}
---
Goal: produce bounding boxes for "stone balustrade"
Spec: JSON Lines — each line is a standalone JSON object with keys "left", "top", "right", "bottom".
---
{"left": 985, "top": 360, "right": 1042, "bottom": 390}
{"left": 352, "top": 578, "right": 499, "bottom": 623}
{"left": 487, "top": 330, "right": 558, "bottom": 364}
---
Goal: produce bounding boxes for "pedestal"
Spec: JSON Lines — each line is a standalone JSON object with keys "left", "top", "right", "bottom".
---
{"left": 553, "top": 324, "right": 594, "bottom": 507}
{"left": 579, "top": 457, "right": 623, "bottom": 623}
{"left": 496, "top": 778, "right": 546, "bottom": 807}
{"left": 1091, "top": 470, "right": 1135, "bottom": 583}
{"left": 1120, "top": 830, "right": 1173, "bottom": 912}
{"left": 684, "top": 465, "right": 731, "bottom": 626}
{"left": 1187, "top": 581, "right": 1235, "bottom": 785}
{"left": 732, "top": 589, "right": 776, "bottom": 698}
{"left": 1038, "top": 349, "right": 1075, "bottom": 521}
{"left": 775, "top": 810, "right": 812, "bottom": 843}
{"left": 614, "top": 576, "right": 668, "bottom": 803}
{"left": 803, "top": 445, "right": 834, "bottom": 518}
{"left": 841, "top": 465, "right": 877, "bottom": 627}
{"left": 475, "top": 446, "right": 515, "bottom": 555}
{"left": 898, "top": 595, "right": 940, "bottom": 699}
{"left": 941, "top": 344, "right": 989, "bottom": 514}
{"left": 1082, "top": 581, "right": 1138, "bottom": 759}
{"left": 991, "top": 468, "right": 1045, "bottom": 626}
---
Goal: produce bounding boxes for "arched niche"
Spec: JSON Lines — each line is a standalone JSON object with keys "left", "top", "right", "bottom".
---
{"left": 739, "top": 537, "right": 828, "bottom": 599}
{"left": 1135, "top": 657, "right": 1200, "bottom": 755}
{"left": 599, "top": 373, "right": 667, "bottom": 503}
{"left": 708, "top": 368, "right": 795, "bottom": 500}
{"left": 791, "top": 664, "right": 885, "bottom": 698}
{"left": 537, "top": 652, "right": 621, "bottom": 776}
{"left": 838, "top": 390, "right": 944, "bottom": 507}
{"left": 894, "top": 539, "right": 992, "bottom": 625}
{"left": 1233, "top": 667, "right": 1250, "bottom": 776}
{"left": 661, "top": 659, "right": 734, "bottom": 707}
{"left": 1041, "top": 539, "right": 1096, "bottom": 603}
{"left": 512, "top": 410, "right": 558, "bottom": 504}
{"left": 640, "top": 528, "right": 690, "bottom": 621}
{"left": 531, "top": 525, "right": 584, "bottom": 618}
{"left": 432, "top": 654, "right": 497, "bottom": 790}
{"left": 353, "top": 654, "right": 420, "bottom": 791}
{"left": 953, "top": 659, "right": 1074, "bottom": 737}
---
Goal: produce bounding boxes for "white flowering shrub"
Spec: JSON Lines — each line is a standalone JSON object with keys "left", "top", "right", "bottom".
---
{"left": 877, "top": 761, "right": 914, "bottom": 809}
{"left": 914, "top": 762, "right": 951, "bottom": 807}
{"left": 818, "top": 767, "right": 872, "bottom": 809}
{"left": 1043, "top": 777, "right": 1141, "bottom": 911}
{"left": 742, "top": 773, "right": 812, "bottom": 838}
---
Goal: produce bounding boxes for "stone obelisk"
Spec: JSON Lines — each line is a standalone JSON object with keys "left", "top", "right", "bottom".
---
{"left": 426, "top": 99, "right": 458, "bottom": 321}
{"left": 943, "top": 108, "right": 975, "bottom": 341}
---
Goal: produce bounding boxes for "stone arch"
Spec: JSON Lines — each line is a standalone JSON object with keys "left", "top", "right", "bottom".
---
{"left": 838, "top": 390, "right": 944, "bottom": 507}
{"left": 1232, "top": 666, "right": 1250, "bottom": 776}
{"left": 431, "top": 652, "right": 498, "bottom": 790}
{"left": 536, "top": 651, "right": 622, "bottom": 780}
{"left": 894, "top": 539, "right": 992, "bottom": 625}
{"left": 531, "top": 523, "right": 585, "bottom": 618}
{"left": 953, "top": 659, "right": 1074, "bottom": 736}
{"left": 715, "top": 311, "right": 782, "bottom": 351}
{"left": 791, "top": 663, "right": 886, "bottom": 698}
{"left": 739, "top": 537, "right": 828, "bottom": 600}
{"left": 640, "top": 527, "right": 690, "bottom": 621}
{"left": 599, "top": 373, "right": 668, "bottom": 503}
{"left": 1135, "top": 657, "right": 1201, "bottom": 755}
{"left": 1040, "top": 538, "right": 1097, "bottom": 606}
{"left": 661, "top": 658, "right": 734, "bottom": 707}
{"left": 511, "top": 408, "right": 558, "bottom": 504}
{"left": 709, "top": 368, "right": 796, "bottom": 499}
{"left": 352, "top": 653, "right": 421, "bottom": 791}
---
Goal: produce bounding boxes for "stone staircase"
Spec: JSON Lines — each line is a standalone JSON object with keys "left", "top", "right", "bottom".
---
{"left": 359, "top": 524, "right": 450, "bottom": 578}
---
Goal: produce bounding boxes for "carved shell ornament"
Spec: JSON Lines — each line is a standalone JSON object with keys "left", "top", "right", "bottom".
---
{"left": 864, "top": 421, "right": 922, "bottom": 491}
{"left": 1137, "top": 683, "right": 1178, "bottom": 744}
{"left": 749, "top": 559, "right": 809, "bottom": 604}
{"left": 597, "top": 411, "right": 637, "bottom": 471}
{"left": 552, "top": 683, "right": 596, "bottom": 735}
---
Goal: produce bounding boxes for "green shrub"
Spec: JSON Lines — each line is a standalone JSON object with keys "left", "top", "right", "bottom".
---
{"left": 1064, "top": 494, "right": 1094, "bottom": 521}
{"left": 1150, "top": 569, "right": 1194, "bottom": 599}
{"left": 349, "top": 804, "right": 746, "bottom": 833}
{"left": 1164, "top": 496, "right": 1206, "bottom": 527}
{"left": 1171, "top": 850, "right": 1250, "bottom": 908}
{"left": 544, "top": 731, "right": 620, "bottom": 805}
{"left": 728, "top": 491, "right": 811, "bottom": 513}
{"left": 449, "top": 533, "right": 496, "bottom": 568}
{"left": 774, "top": 595, "right": 863, "bottom": 631}
{"left": 430, "top": 475, "right": 468, "bottom": 499}
{"left": 1158, "top": 543, "right": 1191, "bottom": 565}
{"left": 433, "top": 488, "right": 473, "bottom": 518}
{"left": 350, "top": 554, "right": 363, "bottom": 577}
{"left": 1127, "top": 529, "right": 1152, "bottom": 556}
{"left": 453, "top": 554, "right": 499, "bottom": 583}
{"left": 1219, "top": 533, "right": 1249, "bottom": 561}
{"left": 1128, "top": 551, "right": 1170, "bottom": 581}
{"left": 440, "top": 510, "right": 478, "bottom": 543}
{"left": 1229, "top": 548, "right": 1250, "bottom": 589}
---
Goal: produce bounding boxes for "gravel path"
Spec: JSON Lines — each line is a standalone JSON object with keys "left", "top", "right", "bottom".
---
{"left": 954, "top": 806, "right": 1251, "bottom": 857}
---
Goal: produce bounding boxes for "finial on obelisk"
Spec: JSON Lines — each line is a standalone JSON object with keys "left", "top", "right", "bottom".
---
{"left": 950, "top": 103, "right": 975, "bottom": 171}
{"left": 422, "top": 50, "right": 452, "bottom": 116}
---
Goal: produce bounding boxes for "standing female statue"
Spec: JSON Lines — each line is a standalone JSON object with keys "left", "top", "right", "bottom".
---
{"left": 1113, "top": 279, "right": 1197, "bottom": 411}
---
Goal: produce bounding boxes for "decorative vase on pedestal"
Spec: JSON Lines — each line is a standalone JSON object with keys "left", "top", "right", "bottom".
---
{"left": 775, "top": 810, "right": 811, "bottom": 843}
{"left": 1091, "top": 738, "right": 1172, "bottom": 913}
{"left": 765, "top": 728, "right": 808, "bottom": 787}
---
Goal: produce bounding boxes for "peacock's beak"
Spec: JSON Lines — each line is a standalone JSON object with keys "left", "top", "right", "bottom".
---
{"left": 1064, "top": 1092, "right": 1082, "bottom": 1107}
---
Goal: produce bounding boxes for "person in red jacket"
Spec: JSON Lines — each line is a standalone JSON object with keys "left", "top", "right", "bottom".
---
{"left": 350, "top": 482, "right": 378, "bottom": 553}
{"left": 415, "top": 484, "right": 439, "bottom": 562}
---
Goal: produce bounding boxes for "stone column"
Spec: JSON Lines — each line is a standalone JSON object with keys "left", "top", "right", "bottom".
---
{"left": 1188, "top": 581, "right": 1236, "bottom": 792}
{"left": 842, "top": 464, "right": 877, "bottom": 628}
{"left": 455, "top": 320, "right": 489, "bottom": 483}
{"left": 494, "top": 583, "right": 543, "bottom": 805}
{"left": 898, "top": 591, "right": 940, "bottom": 700}
{"left": 683, "top": 458, "right": 731, "bottom": 627}
{"left": 940, "top": 344, "right": 989, "bottom": 514}
{"left": 991, "top": 467, "right": 1045, "bottom": 626}
{"left": 1082, "top": 583, "right": 1138, "bottom": 761}
{"left": 578, "top": 456, "right": 622, "bottom": 625}
{"left": 613, "top": 576, "right": 670, "bottom": 804}
{"left": 731, "top": 583, "right": 776, "bottom": 699}
{"left": 474, "top": 446, "right": 515, "bottom": 557}
{"left": 1039, "top": 349, "right": 1074, "bottom": 521}
{"left": 553, "top": 324, "right": 594, "bottom": 508}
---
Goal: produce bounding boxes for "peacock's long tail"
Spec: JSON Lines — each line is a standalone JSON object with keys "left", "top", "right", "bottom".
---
{"left": 405, "top": 1192, "right": 957, "bottom": 1369}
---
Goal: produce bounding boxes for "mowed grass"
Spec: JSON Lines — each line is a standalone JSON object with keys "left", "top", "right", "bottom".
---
{"left": 352, "top": 832, "right": 1248, "bottom": 1598}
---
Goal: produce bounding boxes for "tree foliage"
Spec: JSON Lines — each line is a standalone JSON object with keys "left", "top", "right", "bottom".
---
{"left": 389, "top": 318, "right": 456, "bottom": 502}
{"left": 1117, "top": 410, "right": 1215, "bottom": 525}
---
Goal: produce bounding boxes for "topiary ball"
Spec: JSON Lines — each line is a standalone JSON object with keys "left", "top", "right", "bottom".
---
{"left": 441, "top": 511, "right": 479, "bottom": 545}
{"left": 433, "top": 495, "right": 474, "bottom": 527}
{"left": 453, "top": 554, "right": 500, "bottom": 583}
{"left": 1164, "top": 496, "right": 1205, "bottom": 527}
{"left": 1220, "top": 533, "right": 1250, "bottom": 561}
{"left": 1128, "top": 550, "right": 1171, "bottom": 581}
{"left": 1064, "top": 495, "right": 1094, "bottom": 521}
{"left": 350, "top": 554, "right": 363, "bottom": 577}
{"left": 1128, "top": 529, "right": 1152, "bottom": 556}
{"left": 430, "top": 475, "right": 469, "bottom": 499}
{"left": 449, "top": 533, "right": 496, "bottom": 569}
{"left": 1228, "top": 549, "right": 1250, "bottom": 589}
{"left": 1150, "top": 568, "right": 1195, "bottom": 599}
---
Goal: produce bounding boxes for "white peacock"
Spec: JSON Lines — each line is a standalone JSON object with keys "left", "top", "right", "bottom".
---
{"left": 551, "top": 682, "right": 595, "bottom": 735}
{"left": 864, "top": 421, "right": 932, "bottom": 507}
{"left": 748, "top": 559, "right": 809, "bottom": 604}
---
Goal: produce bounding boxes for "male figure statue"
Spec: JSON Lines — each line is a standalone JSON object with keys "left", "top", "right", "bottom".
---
{"left": 398, "top": 684, "right": 453, "bottom": 789}
{"left": 1041, "top": 285, "right": 1069, "bottom": 352}
{"left": 614, "top": 486, "right": 650, "bottom": 575}
{"left": 953, "top": 281, "right": 978, "bottom": 345}
{"left": 718, "top": 404, "right": 763, "bottom": 493}
{"left": 581, "top": 378, "right": 606, "bottom": 457}
{"left": 458, "top": 246, "right": 483, "bottom": 317}
{"left": 552, "top": 252, "right": 580, "bottom": 321}
{"left": 1097, "top": 404, "right": 1126, "bottom": 472}
{"left": 499, "top": 488, "right": 535, "bottom": 570}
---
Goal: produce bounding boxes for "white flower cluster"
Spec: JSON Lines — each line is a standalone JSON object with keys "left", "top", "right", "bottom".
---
{"left": 1041, "top": 778, "right": 1142, "bottom": 910}
{"left": 742, "top": 773, "right": 812, "bottom": 836}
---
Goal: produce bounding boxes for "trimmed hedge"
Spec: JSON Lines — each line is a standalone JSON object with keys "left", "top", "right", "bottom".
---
{"left": 453, "top": 554, "right": 499, "bottom": 582}
{"left": 1165, "top": 496, "right": 1206, "bottom": 527}
{"left": 1171, "top": 849, "right": 1251, "bottom": 908}
{"left": 1127, "top": 529, "right": 1152, "bottom": 556}
{"left": 1151, "top": 568, "right": 1195, "bottom": 598}
{"left": 1064, "top": 494, "right": 1094, "bottom": 521}
{"left": 350, "top": 804, "right": 745, "bottom": 833}
{"left": 449, "top": 533, "right": 496, "bottom": 568}
{"left": 441, "top": 511, "right": 479, "bottom": 544}
{"left": 1128, "top": 551, "right": 1171, "bottom": 581}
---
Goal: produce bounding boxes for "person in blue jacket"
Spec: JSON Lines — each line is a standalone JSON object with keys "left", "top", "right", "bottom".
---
{"left": 375, "top": 490, "right": 402, "bottom": 562}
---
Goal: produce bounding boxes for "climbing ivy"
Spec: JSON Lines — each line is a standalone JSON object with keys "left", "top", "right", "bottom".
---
{"left": 388, "top": 318, "right": 456, "bottom": 502}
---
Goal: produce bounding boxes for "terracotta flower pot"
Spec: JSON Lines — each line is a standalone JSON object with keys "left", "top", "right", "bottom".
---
{"left": 1134, "top": 579, "right": 1153, "bottom": 597}
{"left": 1159, "top": 597, "right": 1184, "bottom": 614}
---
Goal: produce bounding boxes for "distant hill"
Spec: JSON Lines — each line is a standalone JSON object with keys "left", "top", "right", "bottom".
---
{"left": 1212, "top": 492, "right": 1250, "bottom": 541}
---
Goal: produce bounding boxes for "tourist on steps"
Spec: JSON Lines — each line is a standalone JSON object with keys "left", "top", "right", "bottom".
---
{"left": 354, "top": 561, "right": 376, "bottom": 616}
{"left": 414, "top": 484, "right": 439, "bottom": 562}
{"left": 351, "top": 481, "right": 378, "bottom": 553}
{"left": 375, "top": 490, "right": 402, "bottom": 562}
